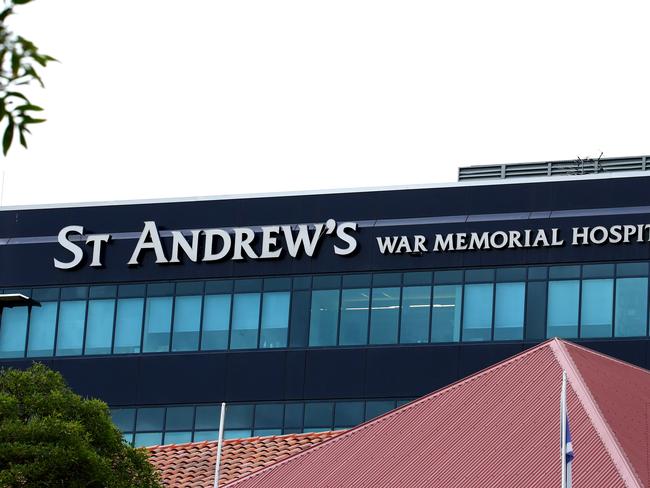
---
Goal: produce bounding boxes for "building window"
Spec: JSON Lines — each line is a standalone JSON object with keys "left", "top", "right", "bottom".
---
{"left": 339, "top": 288, "right": 370, "bottom": 346}
{"left": 614, "top": 277, "right": 648, "bottom": 337}
{"left": 399, "top": 286, "right": 431, "bottom": 344}
{"left": 309, "top": 290, "right": 339, "bottom": 347}
{"left": 494, "top": 282, "right": 525, "bottom": 341}
{"left": 26, "top": 302, "right": 58, "bottom": 357}
{"left": 580, "top": 279, "right": 614, "bottom": 338}
{"left": 201, "top": 294, "right": 231, "bottom": 350}
{"left": 113, "top": 298, "right": 144, "bottom": 354}
{"left": 230, "top": 293, "right": 261, "bottom": 349}
{"left": 431, "top": 285, "right": 461, "bottom": 343}
{"left": 0, "top": 307, "right": 28, "bottom": 358}
{"left": 547, "top": 281, "right": 579, "bottom": 338}
{"left": 369, "top": 287, "right": 400, "bottom": 345}
{"left": 462, "top": 284, "right": 493, "bottom": 342}
{"left": 143, "top": 296, "right": 173, "bottom": 353}
{"left": 85, "top": 299, "right": 115, "bottom": 355}
{"left": 259, "top": 292, "right": 290, "bottom": 349}
{"left": 171, "top": 295, "right": 202, "bottom": 352}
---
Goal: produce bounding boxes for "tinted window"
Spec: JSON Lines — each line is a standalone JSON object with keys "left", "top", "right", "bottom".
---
{"left": 0, "top": 307, "right": 28, "bottom": 358}
{"left": 27, "top": 302, "right": 58, "bottom": 357}
{"left": 339, "top": 289, "right": 369, "bottom": 345}
{"left": 615, "top": 277, "right": 648, "bottom": 337}
{"left": 494, "top": 282, "right": 525, "bottom": 340}
{"left": 259, "top": 292, "right": 290, "bottom": 348}
{"left": 547, "top": 281, "right": 579, "bottom": 338}
{"left": 171, "top": 295, "right": 202, "bottom": 352}
{"left": 85, "top": 299, "right": 115, "bottom": 355}
{"left": 431, "top": 285, "right": 461, "bottom": 342}
{"left": 201, "top": 295, "right": 231, "bottom": 350}
{"left": 309, "top": 290, "right": 339, "bottom": 346}
{"left": 369, "top": 287, "right": 400, "bottom": 345}
{"left": 143, "top": 297, "right": 173, "bottom": 352}
{"left": 400, "top": 286, "right": 431, "bottom": 344}
{"left": 113, "top": 298, "right": 144, "bottom": 354}
{"left": 462, "top": 284, "right": 493, "bottom": 342}
{"left": 56, "top": 300, "right": 86, "bottom": 356}
{"left": 230, "top": 293, "right": 261, "bottom": 349}
{"left": 580, "top": 279, "right": 613, "bottom": 338}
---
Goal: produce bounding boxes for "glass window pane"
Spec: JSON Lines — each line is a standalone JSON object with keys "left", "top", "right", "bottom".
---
{"left": 113, "top": 298, "right": 144, "bottom": 354}
{"left": 27, "top": 302, "right": 58, "bottom": 357}
{"left": 581, "top": 279, "right": 614, "bottom": 338}
{"left": 230, "top": 293, "right": 260, "bottom": 349}
{"left": 309, "top": 290, "right": 339, "bottom": 347}
{"left": 143, "top": 296, "right": 173, "bottom": 353}
{"left": 224, "top": 429, "right": 252, "bottom": 440}
{"left": 364, "top": 400, "right": 395, "bottom": 421}
{"left": 400, "top": 286, "right": 431, "bottom": 344}
{"left": 193, "top": 431, "right": 218, "bottom": 442}
{"left": 431, "top": 285, "right": 461, "bottom": 343}
{"left": 136, "top": 407, "right": 165, "bottom": 431}
{"left": 164, "top": 432, "right": 192, "bottom": 445}
{"left": 615, "top": 277, "right": 648, "bottom": 337}
{"left": 201, "top": 295, "right": 231, "bottom": 351}
{"left": 304, "top": 403, "right": 333, "bottom": 430}
{"left": 254, "top": 404, "right": 284, "bottom": 429}
{"left": 289, "top": 290, "right": 310, "bottom": 348}
{"left": 547, "top": 281, "right": 579, "bottom": 338}
{"left": 85, "top": 299, "right": 115, "bottom": 355}
{"left": 284, "top": 403, "right": 304, "bottom": 429}
{"left": 111, "top": 408, "right": 135, "bottom": 431}
{"left": 254, "top": 428, "right": 282, "bottom": 437}
{"left": 339, "top": 289, "right": 369, "bottom": 346}
{"left": 165, "top": 406, "right": 194, "bottom": 430}
{"left": 171, "top": 295, "right": 202, "bottom": 352}
{"left": 195, "top": 405, "right": 220, "bottom": 430}
{"left": 225, "top": 405, "right": 254, "bottom": 429}
{"left": 369, "top": 287, "right": 400, "bottom": 345}
{"left": 134, "top": 432, "right": 162, "bottom": 447}
{"left": 0, "top": 307, "right": 28, "bottom": 358}
{"left": 462, "top": 284, "right": 493, "bottom": 342}
{"left": 334, "top": 401, "right": 364, "bottom": 428}
{"left": 260, "top": 292, "right": 290, "bottom": 349}
{"left": 56, "top": 300, "right": 86, "bottom": 356}
{"left": 494, "top": 282, "right": 525, "bottom": 340}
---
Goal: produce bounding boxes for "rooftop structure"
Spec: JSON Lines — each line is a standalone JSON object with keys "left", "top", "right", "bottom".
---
{"left": 458, "top": 154, "right": 650, "bottom": 181}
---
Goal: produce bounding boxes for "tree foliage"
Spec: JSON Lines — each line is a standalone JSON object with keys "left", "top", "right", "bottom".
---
{"left": 0, "top": 363, "right": 162, "bottom": 487}
{"left": 0, "top": 0, "right": 54, "bottom": 156}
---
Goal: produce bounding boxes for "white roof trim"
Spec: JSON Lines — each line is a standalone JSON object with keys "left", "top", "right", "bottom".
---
{"left": 1, "top": 169, "right": 650, "bottom": 212}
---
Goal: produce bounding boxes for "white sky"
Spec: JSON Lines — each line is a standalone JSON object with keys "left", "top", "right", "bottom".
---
{"left": 1, "top": 0, "right": 649, "bottom": 206}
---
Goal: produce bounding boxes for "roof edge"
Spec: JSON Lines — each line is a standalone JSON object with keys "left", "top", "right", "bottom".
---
{"left": 550, "top": 339, "right": 644, "bottom": 488}
{"left": 3, "top": 168, "right": 650, "bottom": 212}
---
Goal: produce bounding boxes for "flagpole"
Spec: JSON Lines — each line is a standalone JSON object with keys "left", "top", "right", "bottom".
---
{"left": 213, "top": 402, "right": 227, "bottom": 488}
{"left": 561, "top": 371, "right": 567, "bottom": 488}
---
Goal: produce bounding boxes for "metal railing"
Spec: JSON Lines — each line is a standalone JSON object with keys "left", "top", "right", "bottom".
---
{"left": 458, "top": 155, "right": 650, "bottom": 181}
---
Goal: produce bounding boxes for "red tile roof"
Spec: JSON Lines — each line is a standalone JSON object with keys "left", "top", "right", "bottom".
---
{"left": 224, "top": 339, "right": 650, "bottom": 488}
{"left": 147, "top": 431, "right": 340, "bottom": 487}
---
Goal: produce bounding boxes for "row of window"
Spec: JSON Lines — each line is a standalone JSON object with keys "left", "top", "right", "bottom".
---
{"left": 111, "top": 399, "right": 409, "bottom": 447}
{"left": 1, "top": 262, "right": 649, "bottom": 358}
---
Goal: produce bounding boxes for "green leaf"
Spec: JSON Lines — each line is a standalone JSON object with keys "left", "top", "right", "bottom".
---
{"left": 15, "top": 104, "right": 44, "bottom": 112}
{"left": 18, "top": 127, "right": 27, "bottom": 149}
{"left": 0, "top": 7, "right": 13, "bottom": 22}
{"left": 5, "top": 92, "right": 29, "bottom": 102}
{"left": 23, "top": 117, "right": 46, "bottom": 124}
{"left": 3, "top": 119, "right": 14, "bottom": 156}
{"left": 13, "top": 0, "right": 34, "bottom": 5}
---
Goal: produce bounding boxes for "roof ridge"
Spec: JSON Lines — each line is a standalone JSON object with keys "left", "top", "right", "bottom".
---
{"left": 223, "top": 340, "right": 558, "bottom": 487}
{"left": 550, "top": 339, "right": 644, "bottom": 488}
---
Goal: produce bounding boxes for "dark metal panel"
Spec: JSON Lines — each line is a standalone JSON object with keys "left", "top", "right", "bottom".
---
{"left": 303, "top": 349, "right": 366, "bottom": 400}
{"left": 225, "top": 350, "right": 286, "bottom": 402}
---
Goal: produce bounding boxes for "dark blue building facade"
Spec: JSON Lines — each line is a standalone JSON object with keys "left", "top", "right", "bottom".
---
{"left": 2, "top": 171, "right": 650, "bottom": 445}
